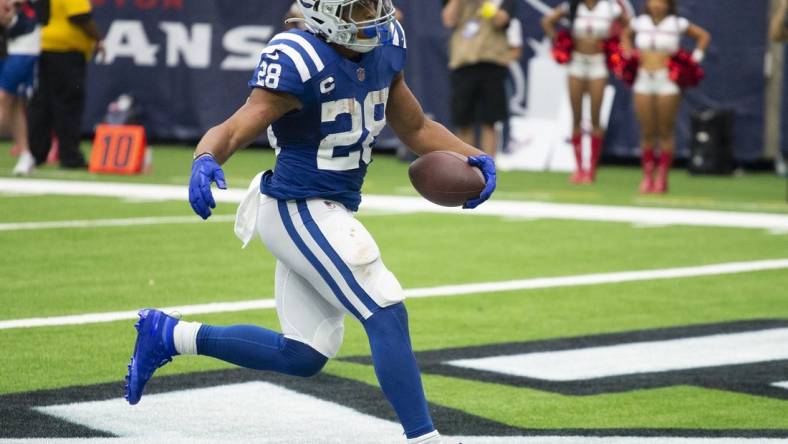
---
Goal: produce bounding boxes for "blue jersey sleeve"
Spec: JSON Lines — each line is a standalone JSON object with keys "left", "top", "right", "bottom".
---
{"left": 248, "top": 46, "right": 309, "bottom": 99}
{"left": 386, "top": 20, "right": 407, "bottom": 73}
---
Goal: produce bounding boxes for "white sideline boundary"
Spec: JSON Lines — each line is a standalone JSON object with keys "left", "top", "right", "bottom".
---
{"left": 2, "top": 258, "right": 787, "bottom": 330}
{"left": 2, "top": 178, "right": 788, "bottom": 232}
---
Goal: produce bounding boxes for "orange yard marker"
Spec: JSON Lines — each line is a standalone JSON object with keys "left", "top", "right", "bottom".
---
{"left": 89, "top": 125, "right": 148, "bottom": 175}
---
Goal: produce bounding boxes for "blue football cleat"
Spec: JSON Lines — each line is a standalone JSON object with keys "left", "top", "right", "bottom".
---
{"left": 124, "top": 308, "right": 179, "bottom": 405}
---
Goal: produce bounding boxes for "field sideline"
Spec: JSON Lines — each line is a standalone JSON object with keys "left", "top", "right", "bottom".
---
{"left": 1, "top": 145, "right": 787, "bottom": 442}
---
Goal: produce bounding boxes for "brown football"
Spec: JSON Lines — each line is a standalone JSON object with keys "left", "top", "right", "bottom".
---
{"left": 408, "top": 151, "right": 485, "bottom": 207}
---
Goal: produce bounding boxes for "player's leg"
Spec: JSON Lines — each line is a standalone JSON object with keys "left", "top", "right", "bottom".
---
{"left": 633, "top": 81, "right": 659, "bottom": 193}
{"left": 49, "top": 52, "right": 87, "bottom": 168}
{"left": 451, "top": 66, "right": 476, "bottom": 147}
{"left": 654, "top": 87, "right": 682, "bottom": 193}
{"left": 27, "top": 53, "right": 54, "bottom": 166}
{"left": 0, "top": 55, "right": 35, "bottom": 175}
{"left": 10, "top": 96, "right": 35, "bottom": 175}
{"left": 587, "top": 73, "right": 608, "bottom": 182}
{"left": 180, "top": 261, "right": 335, "bottom": 373}
{"left": 567, "top": 73, "right": 586, "bottom": 183}
{"left": 126, "top": 297, "right": 330, "bottom": 406}
{"left": 124, "top": 199, "right": 336, "bottom": 405}
{"left": 269, "top": 198, "right": 437, "bottom": 442}
{"left": 9, "top": 56, "right": 36, "bottom": 175}
{"left": 0, "top": 60, "right": 17, "bottom": 153}
{"left": 478, "top": 63, "right": 508, "bottom": 158}
{"left": 363, "top": 303, "right": 436, "bottom": 442}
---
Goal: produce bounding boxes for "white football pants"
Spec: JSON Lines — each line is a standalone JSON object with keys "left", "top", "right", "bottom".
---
{"left": 248, "top": 193, "right": 405, "bottom": 359}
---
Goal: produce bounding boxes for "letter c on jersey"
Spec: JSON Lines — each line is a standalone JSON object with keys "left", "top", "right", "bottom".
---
{"left": 320, "top": 77, "right": 336, "bottom": 95}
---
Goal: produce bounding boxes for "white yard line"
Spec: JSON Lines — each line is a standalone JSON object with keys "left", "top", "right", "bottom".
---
{"left": 0, "top": 300, "right": 277, "bottom": 330}
{"left": 2, "top": 258, "right": 786, "bottom": 331}
{"left": 0, "top": 215, "right": 237, "bottom": 231}
{"left": 403, "top": 258, "right": 788, "bottom": 298}
{"left": 2, "top": 178, "right": 788, "bottom": 232}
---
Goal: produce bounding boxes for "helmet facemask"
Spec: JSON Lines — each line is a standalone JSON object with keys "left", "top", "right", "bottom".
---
{"left": 297, "top": 0, "right": 396, "bottom": 53}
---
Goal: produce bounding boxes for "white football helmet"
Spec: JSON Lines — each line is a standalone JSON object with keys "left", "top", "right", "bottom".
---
{"left": 294, "top": 0, "right": 396, "bottom": 53}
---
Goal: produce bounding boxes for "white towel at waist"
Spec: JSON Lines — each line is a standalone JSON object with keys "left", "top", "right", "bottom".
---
{"left": 234, "top": 171, "right": 264, "bottom": 248}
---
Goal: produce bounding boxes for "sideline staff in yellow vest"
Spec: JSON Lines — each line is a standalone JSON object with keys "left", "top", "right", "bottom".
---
{"left": 28, "top": 0, "right": 104, "bottom": 169}
{"left": 442, "top": 0, "right": 516, "bottom": 158}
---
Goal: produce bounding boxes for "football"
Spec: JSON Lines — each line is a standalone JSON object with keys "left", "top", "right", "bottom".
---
{"left": 408, "top": 151, "right": 486, "bottom": 207}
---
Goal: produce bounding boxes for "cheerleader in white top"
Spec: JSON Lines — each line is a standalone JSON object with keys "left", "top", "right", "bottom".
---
{"left": 624, "top": 0, "right": 710, "bottom": 193}
{"left": 542, "top": 0, "right": 629, "bottom": 184}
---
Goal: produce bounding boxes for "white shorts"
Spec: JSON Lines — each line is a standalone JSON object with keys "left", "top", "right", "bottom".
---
{"left": 567, "top": 52, "right": 608, "bottom": 80}
{"left": 633, "top": 68, "right": 680, "bottom": 96}
{"left": 242, "top": 188, "right": 405, "bottom": 359}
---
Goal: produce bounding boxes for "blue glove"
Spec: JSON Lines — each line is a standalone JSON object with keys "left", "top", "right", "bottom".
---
{"left": 464, "top": 155, "right": 496, "bottom": 209}
{"left": 189, "top": 154, "right": 227, "bottom": 220}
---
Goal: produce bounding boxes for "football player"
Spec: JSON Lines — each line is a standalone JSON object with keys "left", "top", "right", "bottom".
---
{"left": 125, "top": 1, "right": 496, "bottom": 443}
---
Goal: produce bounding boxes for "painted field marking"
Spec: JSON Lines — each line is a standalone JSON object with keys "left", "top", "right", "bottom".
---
{"left": 0, "top": 215, "right": 236, "bottom": 231}
{"left": 36, "top": 382, "right": 404, "bottom": 442}
{"left": 26, "top": 381, "right": 783, "bottom": 444}
{"left": 2, "top": 258, "right": 787, "bottom": 331}
{"left": 448, "top": 328, "right": 788, "bottom": 381}
{"left": 2, "top": 178, "right": 788, "bottom": 232}
{"left": 0, "top": 300, "right": 277, "bottom": 330}
{"left": 403, "top": 258, "right": 788, "bottom": 298}
{"left": 0, "top": 210, "right": 406, "bottom": 232}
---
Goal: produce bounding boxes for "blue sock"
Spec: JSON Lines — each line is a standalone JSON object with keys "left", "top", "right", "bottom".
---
{"left": 363, "top": 303, "right": 435, "bottom": 439}
{"left": 196, "top": 324, "right": 327, "bottom": 377}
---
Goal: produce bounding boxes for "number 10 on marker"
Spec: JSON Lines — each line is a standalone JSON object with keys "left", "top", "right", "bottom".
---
{"left": 89, "top": 125, "right": 149, "bottom": 175}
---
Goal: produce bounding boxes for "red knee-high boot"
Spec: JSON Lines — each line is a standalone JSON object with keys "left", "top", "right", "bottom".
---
{"left": 653, "top": 150, "right": 673, "bottom": 194}
{"left": 587, "top": 134, "right": 603, "bottom": 182}
{"left": 570, "top": 133, "right": 585, "bottom": 184}
{"left": 639, "top": 147, "right": 656, "bottom": 193}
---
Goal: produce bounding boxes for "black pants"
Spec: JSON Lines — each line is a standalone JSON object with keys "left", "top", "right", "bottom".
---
{"left": 28, "top": 51, "right": 87, "bottom": 168}
{"left": 450, "top": 63, "right": 509, "bottom": 127}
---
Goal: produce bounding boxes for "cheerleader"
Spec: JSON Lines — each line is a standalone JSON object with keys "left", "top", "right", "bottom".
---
{"left": 542, "top": 0, "right": 628, "bottom": 184}
{"left": 625, "top": 0, "right": 710, "bottom": 193}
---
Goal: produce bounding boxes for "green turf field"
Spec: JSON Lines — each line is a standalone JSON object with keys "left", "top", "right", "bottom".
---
{"left": 1, "top": 144, "right": 787, "bottom": 442}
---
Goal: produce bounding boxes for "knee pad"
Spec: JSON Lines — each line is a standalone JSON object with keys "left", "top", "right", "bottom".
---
{"left": 281, "top": 337, "right": 328, "bottom": 378}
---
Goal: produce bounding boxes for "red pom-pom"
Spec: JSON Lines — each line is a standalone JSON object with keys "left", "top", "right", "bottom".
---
{"left": 602, "top": 35, "right": 622, "bottom": 72}
{"left": 668, "top": 49, "right": 704, "bottom": 89}
{"left": 601, "top": 35, "right": 639, "bottom": 87}
{"left": 618, "top": 52, "right": 640, "bottom": 87}
{"left": 552, "top": 30, "right": 574, "bottom": 65}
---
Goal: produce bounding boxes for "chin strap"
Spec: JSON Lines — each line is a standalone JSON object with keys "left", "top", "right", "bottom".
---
{"left": 285, "top": 17, "right": 306, "bottom": 27}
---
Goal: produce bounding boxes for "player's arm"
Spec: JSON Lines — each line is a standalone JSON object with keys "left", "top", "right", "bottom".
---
{"left": 770, "top": 0, "right": 788, "bottom": 42}
{"left": 189, "top": 88, "right": 300, "bottom": 219}
{"left": 621, "top": 20, "right": 635, "bottom": 55}
{"left": 387, "top": 73, "right": 479, "bottom": 157}
{"left": 67, "top": 0, "right": 105, "bottom": 61}
{"left": 194, "top": 88, "right": 300, "bottom": 164}
{"left": 441, "top": 0, "right": 462, "bottom": 29}
{"left": 685, "top": 22, "right": 710, "bottom": 62}
{"left": 541, "top": 4, "right": 565, "bottom": 40}
{"left": 488, "top": 0, "right": 514, "bottom": 30}
{"left": 386, "top": 73, "right": 496, "bottom": 209}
